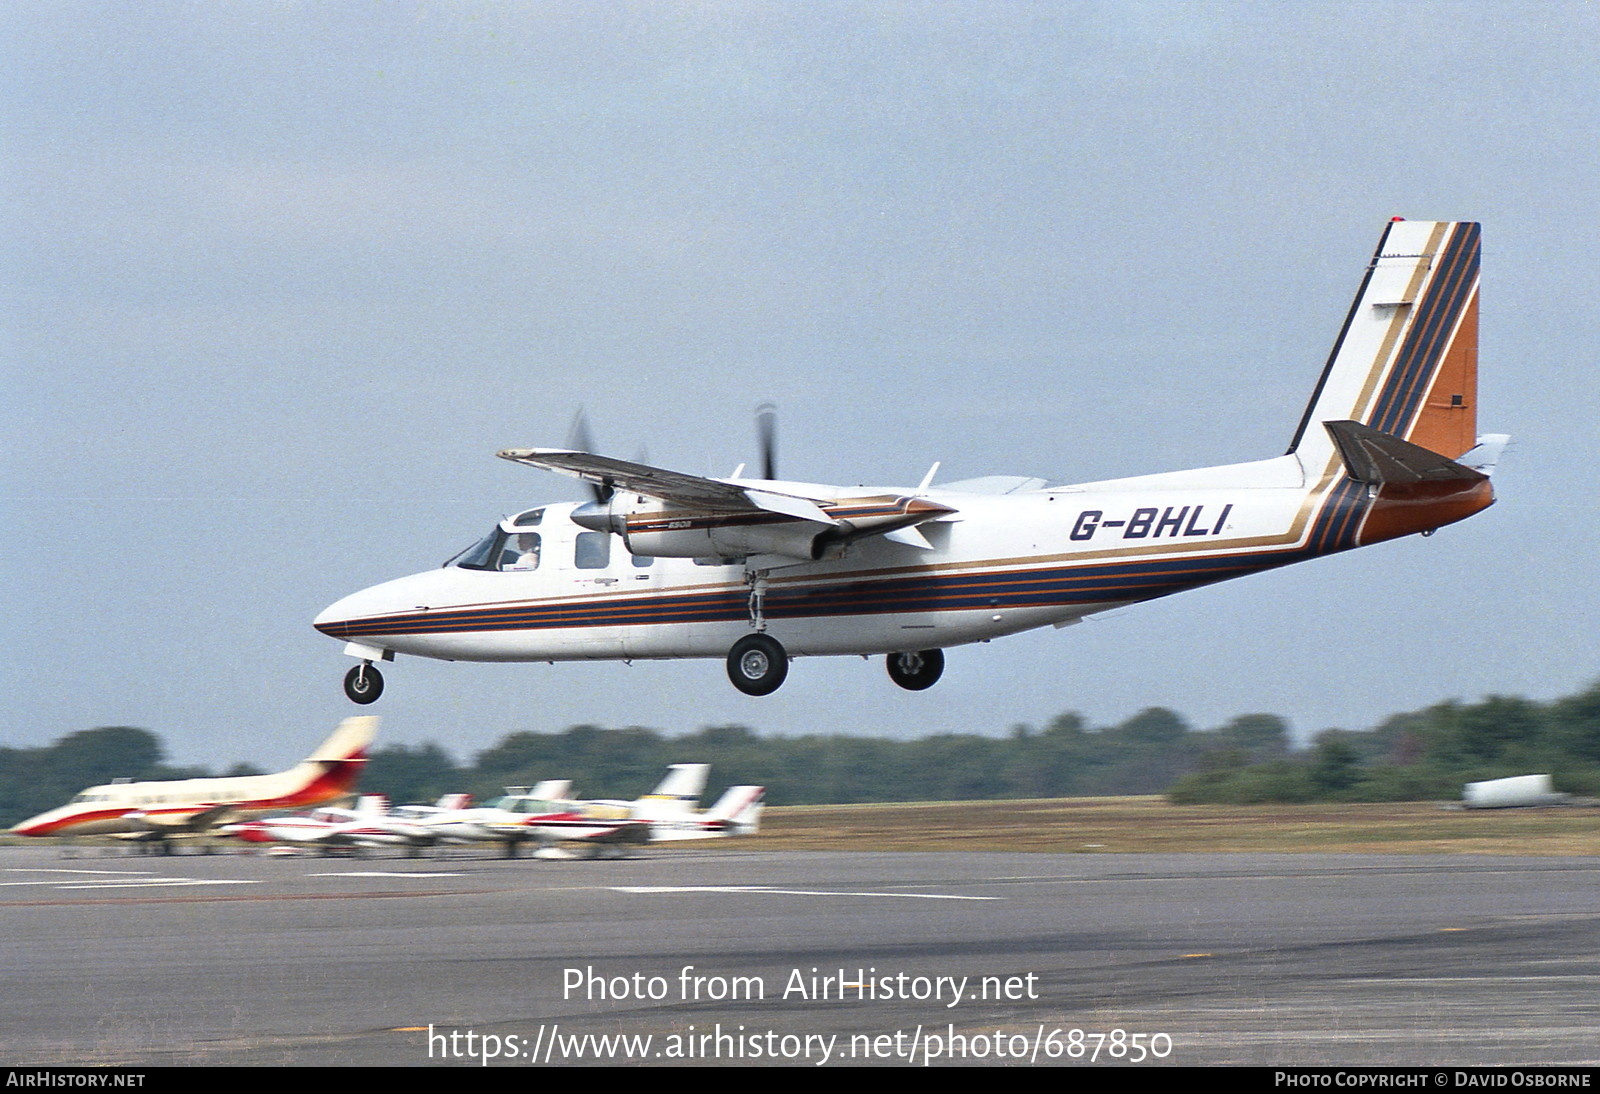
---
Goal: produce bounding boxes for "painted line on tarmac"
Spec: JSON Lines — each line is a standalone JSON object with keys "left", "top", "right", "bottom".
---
{"left": 613, "top": 885, "right": 999, "bottom": 901}
{"left": 308, "top": 872, "right": 465, "bottom": 879}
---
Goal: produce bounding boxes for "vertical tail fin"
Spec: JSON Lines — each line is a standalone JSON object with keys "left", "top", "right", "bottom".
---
{"left": 282, "top": 716, "right": 377, "bottom": 805}
{"left": 1291, "top": 220, "right": 1480, "bottom": 474}
{"left": 704, "top": 786, "right": 764, "bottom": 834}
{"left": 632, "top": 763, "right": 709, "bottom": 821}
{"left": 527, "top": 779, "right": 572, "bottom": 802}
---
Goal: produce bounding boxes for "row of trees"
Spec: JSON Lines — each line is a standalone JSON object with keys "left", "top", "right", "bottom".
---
{"left": 5, "top": 680, "right": 1598, "bottom": 825}
{"left": 361, "top": 706, "right": 1295, "bottom": 807}
{"left": 1172, "top": 682, "right": 1600, "bottom": 803}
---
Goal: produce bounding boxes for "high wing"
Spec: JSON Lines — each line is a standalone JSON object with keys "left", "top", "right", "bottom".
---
{"left": 498, "top": 448, "right": 840, "bottom": 523}
{"left": 497, "top": 448, "right": 956, "bottom": 564}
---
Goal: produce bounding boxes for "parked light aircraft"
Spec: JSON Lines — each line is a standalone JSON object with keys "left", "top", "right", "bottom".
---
{"left": 11, "top": 718, "right": 376, "bottom": 839}
{"left": 648, "top": 784, "right": 765, "bottom": 841}
{"left": 405, "top": 765, "right": 761, "bottom": 855}
{"left": 459, "top": 763, "right": 709, "bottom": 849}
{"left": 484, "top": 774, "right": 766, "bottom": 854}
{"left": 316, "top": 220, "right": 1503, "bottom": 702}
{"left": 225, "top": 794, "right": 439, "bottom": 851}
{"left": 415, "top": 763, "right": 707, "bottom": 846}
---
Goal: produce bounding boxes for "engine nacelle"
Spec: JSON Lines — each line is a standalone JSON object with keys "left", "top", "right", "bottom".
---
{"left": 572, "top": 496, "right": 828, "bottom": 562}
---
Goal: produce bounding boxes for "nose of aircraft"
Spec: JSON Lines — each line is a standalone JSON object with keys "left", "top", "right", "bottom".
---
{"left": 313, "top": 593, "right": 359, "bottom": 639}
{"left": 10, "top": 806, "right": 64, "bottom": 837}
{"left": 313, "top": 570, "right": 447, "bottom": 640}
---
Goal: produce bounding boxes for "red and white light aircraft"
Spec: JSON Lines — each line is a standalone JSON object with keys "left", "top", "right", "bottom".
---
{"left": 225, "top": 794, "right": 442, "bottom": 850}
{"left": 395, "top": 765, "right": 762, "bottom": 855}
{"left": 483, "top": 776, "right": 765, "bottom": 854}
{"left": 12, "top": 718, "right": 376, "bottom": 839}
{"left": 316, "top": 220, "right": 1503, "bottom": 702}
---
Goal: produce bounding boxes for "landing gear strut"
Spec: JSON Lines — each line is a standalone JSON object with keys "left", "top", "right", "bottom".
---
{"left": 887, "top": 648, "right": 944, "bottom": 691}
{"left": 343, "top": 661, "right": 384, "bottom": 704}
{"left": 727, "top": 634, "right": 788, "bottom": 696}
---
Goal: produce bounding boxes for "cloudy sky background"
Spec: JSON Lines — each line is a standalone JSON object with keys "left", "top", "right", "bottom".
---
{"left": 4, "top": 1, "right": 1596, "bottom": 771}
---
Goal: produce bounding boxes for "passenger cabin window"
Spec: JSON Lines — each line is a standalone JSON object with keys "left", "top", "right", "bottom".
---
{"left": 632, "top": 552, "right": 654, "bottom": 568}
{"left": 574, "top": 532, "right": 611, "bottom": 569}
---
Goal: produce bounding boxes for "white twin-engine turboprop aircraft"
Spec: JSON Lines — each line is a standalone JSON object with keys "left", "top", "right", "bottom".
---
{"left": 316, "top": 219, "right": 1505, "bottom": 703}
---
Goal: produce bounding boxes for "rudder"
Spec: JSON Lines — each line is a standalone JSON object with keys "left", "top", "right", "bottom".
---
{"left": 1290, "top": 220, "right": 1480, "bottom": 474}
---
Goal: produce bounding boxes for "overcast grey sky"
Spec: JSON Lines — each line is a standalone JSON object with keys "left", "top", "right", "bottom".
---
{"left": 4, "top": 1, "right": 1596, "bottom": 770}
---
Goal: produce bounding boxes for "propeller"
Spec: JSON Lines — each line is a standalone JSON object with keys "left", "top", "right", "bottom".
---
{"left": 756, "top": 401, "right": 778, "bottom": 480}
{"left": 566, "top": 408, "right": 612, "bottom": 503}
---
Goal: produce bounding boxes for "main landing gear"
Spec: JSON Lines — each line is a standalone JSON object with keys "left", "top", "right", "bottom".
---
{"left": 886, "top": 648, "right": 944, "bottom": 691}
{"left": 726, "top": 633, "right": 788, "bottom": 696}
{"left": 723, "top": 638, "right": 947, "bottom": 695}
{"left": 343, "top": 661, "right": 384, "bottom": 704}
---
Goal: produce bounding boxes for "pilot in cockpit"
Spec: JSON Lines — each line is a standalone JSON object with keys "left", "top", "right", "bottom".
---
{"left": 501, "top": 532, "right": 541, "bottom": 571}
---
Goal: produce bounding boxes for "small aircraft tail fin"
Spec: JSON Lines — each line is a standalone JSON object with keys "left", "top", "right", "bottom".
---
{"left": 355, "top": 794, "right": 389, "bottom": 817}
{"left": 528, "top": 779, "right": 572, "bottom": 802}
{"left": 704, "top": 786, "right": 765, "bottom": 834}
{"left": 633, "top": 763, "right": 709, "bottom": 821}
{"left": 1291, "top": 220, "right": 1480, "bottom": 476}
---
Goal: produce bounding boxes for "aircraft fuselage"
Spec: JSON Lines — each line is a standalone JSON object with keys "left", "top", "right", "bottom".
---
{"left": 313, "top": 455, "right": 1491, "bottom": 665}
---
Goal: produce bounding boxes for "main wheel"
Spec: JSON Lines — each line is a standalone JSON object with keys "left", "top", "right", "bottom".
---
{"left": 887, "top": 648, "right": 944, "bottom": 691}
{"left": 343, "top": 662, "right": 384, "bottom": 704}
{"left": 726, "top": 634, "right": 788, "bottom": 696}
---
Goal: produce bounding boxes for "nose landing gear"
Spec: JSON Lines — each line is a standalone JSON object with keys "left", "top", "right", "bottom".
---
{"left": 343, "top": 662, "right": 384, "bottom": 704}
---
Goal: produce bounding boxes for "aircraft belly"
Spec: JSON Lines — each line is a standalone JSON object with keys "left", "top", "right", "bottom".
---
{"left": 383, "top": 629, "right": 628, "bottom": 662}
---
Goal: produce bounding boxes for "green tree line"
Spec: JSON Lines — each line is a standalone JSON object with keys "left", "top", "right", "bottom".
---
{"left": 5, "top": 680, "right": 1598, "bottom": 826}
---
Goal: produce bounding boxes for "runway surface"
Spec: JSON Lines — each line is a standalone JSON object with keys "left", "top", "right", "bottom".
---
{"left": 1, "top": 844, "right": 1597, "bottom": 1067}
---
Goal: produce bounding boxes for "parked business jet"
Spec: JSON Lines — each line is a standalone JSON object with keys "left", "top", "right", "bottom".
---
{"left": 11, "top": 718, "right": 376, "bottom": 839}
{"left": 316, "top": 220, "right": 1503, "bottom": 702}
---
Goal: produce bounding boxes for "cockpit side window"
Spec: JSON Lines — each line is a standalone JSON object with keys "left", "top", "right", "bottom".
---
{"left": 448, "top": 526, "right": 548, "bottom": 572}
{"left": 499, "top": 533, "right": 541, "bottom": 571}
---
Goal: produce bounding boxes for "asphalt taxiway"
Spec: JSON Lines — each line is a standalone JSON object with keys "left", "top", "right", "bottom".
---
{"left": 1, "top": 845, "right": 1596, "bottom": 1066}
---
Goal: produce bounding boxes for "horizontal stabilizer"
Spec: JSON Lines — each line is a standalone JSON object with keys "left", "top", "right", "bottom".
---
{"left": 1324, "top": 420, "right": 1486, "bottom": 485}
{"left": 1458, "top": 434, "right": 1511, "bottom": 477}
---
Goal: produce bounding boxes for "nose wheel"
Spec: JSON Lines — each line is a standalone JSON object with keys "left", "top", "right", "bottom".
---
{"left": 887, "top": 648, "right": 944, "bottom": 691}
{"left": 343, "top": 662, "right": 384, "bottom": 704}
{"left": 727, "top": 634, "right": 788, "bottom": 696}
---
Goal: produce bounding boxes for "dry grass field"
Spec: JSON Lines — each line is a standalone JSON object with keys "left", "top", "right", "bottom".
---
{"left": 744, "top": 796, "right": 1600, "bottom": 855}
